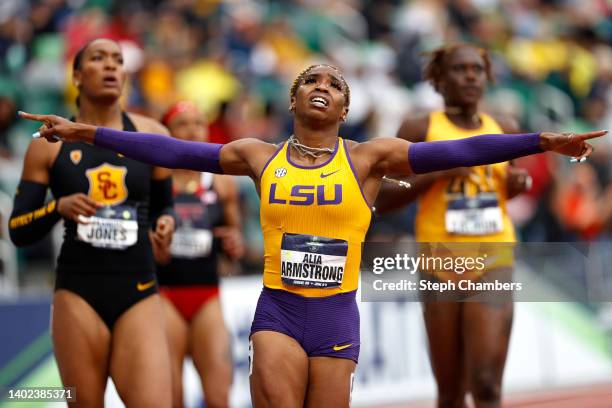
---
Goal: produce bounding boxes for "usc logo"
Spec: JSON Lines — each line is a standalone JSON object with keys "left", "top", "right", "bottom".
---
{"left": 86, "top": 163, "right": 128, "bottom": 205}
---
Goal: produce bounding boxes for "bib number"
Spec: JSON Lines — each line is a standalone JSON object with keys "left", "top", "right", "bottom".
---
{"left": 280, "top": 233, "right": 348, "bottom": 288}
{"left": 77, "top": 206, "right": 138, "bottom": 249}
{"left": 445, "top": 195, "right": 503, "bottom": 235}
{"left": 170, "top": 228, "right": 213, "bottom": 258}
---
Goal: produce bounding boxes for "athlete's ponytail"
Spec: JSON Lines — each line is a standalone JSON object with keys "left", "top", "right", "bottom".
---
{"left": 72, "top": 42, "right": 91, "bottom": 109}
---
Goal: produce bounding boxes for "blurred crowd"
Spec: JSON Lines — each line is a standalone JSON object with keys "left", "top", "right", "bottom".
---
{"left": 1, "top": 0, "right": 612, "bottom": 278}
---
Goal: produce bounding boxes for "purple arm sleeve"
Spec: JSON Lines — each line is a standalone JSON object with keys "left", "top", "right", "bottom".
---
{"left": 94, "top": 127, "right": 224, "bottom": 173}
{"left": 408, "top": 133, "right": 543, "bottom": 174}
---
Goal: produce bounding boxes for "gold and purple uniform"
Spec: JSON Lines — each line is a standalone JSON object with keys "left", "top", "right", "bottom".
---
{"left": 251, "top": 138, "right": 371, "bottom": 362}
{"left": 416, "top": 111, "right": 515, "bottom": 279}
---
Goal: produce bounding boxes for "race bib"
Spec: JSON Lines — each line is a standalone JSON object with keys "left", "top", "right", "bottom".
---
{"left": 280, "top": 233, "right": 348, "bottom": 288}
{"left": 445, "top": 194, "right": 503, "bottom": 235}
{"left": 170, "top": 227, "right": 213, "bottom": 259}
{"left": 77, "top": 205, "right": 138, "bottom": 249}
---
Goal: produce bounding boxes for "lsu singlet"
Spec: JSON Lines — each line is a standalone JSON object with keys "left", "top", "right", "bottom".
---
{"left": 415, "top": 111, "right": 516, "bottom": 243}
{"left": 49, "top": 113, "right": 155, "bottom": 274}
{"left": 260, "top": 138, "right": 371, "bottom": 297}
{"left": 157, "top": 173, "right": 222, "bottom": 286}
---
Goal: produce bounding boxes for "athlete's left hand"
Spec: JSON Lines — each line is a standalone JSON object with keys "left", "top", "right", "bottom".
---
{"left": 214, "top": 226, "right": 245, "bottom": 260}
{"left": 539, "top": 130, "right": 607, "bottom": 160}
{"left": 150, "top": 215, "right": 175, "bottom": 265}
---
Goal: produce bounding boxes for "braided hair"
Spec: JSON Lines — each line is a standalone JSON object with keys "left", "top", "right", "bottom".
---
{"left": 289, "top": 64, "right": 350, "bottom": 108}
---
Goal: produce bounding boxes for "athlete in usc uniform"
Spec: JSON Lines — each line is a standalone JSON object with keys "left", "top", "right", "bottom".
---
{"left": 9, "top": 39, "right": 174, "bottom": 407}
{"left": 376, "top": 44, "right": 530, "bottom": 408}
{"left": 155, "top": 101, "right": 244, "bottom": 408}
{"left": 20, "top": 63, "right": 603, "bottom": 408}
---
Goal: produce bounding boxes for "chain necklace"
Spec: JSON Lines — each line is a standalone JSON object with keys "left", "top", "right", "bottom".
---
{"left": 445, "top": 106, "right": 481, "bottom": 126}
{"left": 287, "top": 134, "right": 335, "bottom": 158}
{"left": 287, "top": 135, "right": 410, "bottom": 189}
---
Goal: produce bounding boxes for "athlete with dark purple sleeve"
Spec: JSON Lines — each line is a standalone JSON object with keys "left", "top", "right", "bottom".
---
{"left": 20, "top": 64, "right": 604, "bottom": 408}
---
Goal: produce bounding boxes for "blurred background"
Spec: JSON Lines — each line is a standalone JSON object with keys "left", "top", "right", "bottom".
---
{"left": 1, "top": 0, "right": 612, "bottom": 407}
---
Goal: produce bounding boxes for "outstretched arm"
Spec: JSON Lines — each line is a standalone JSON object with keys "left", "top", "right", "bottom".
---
{"left": 94, "top": 126, "right": 225, "bottom": 172}
{"left": 18, "top": 112, "right": 274, "bottom": 177}
{"left": 365, "top": 130, "right": 605, "bottom": 178}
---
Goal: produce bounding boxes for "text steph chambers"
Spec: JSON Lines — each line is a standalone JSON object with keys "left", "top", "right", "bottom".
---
{"left": 372, "top": 279, "right": 523, "bottom": 292}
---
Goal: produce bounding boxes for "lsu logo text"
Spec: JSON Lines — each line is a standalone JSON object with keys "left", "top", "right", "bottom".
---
{"left": 86, "top": 163, "right": 128, "bottom": 205}
{"left": 269, "top": 183, "right": 342, "bottom": 205}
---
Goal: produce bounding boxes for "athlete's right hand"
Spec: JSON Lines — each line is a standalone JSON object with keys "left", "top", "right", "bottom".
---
{"left": 149, "top": 215, "right": 174, "bottom": 265}
{"left": 18, "top": 111, "right": 97, "bottom": 143}
{"left": 57, "top": 193, "right": 102, "bottom": 223}
{"left": 149, "top": 229, "right": 172, "bottom": 265}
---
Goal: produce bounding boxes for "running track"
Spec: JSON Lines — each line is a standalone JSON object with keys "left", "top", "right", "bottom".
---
{"left": 369, "top": 382, "right": 612, "bottom": 407}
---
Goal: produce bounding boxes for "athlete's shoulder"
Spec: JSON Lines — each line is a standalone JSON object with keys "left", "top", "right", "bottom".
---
{"left": 234, "top": 137, "right": 278, "bottom": 148}
{"left": 343, "top": 139, "right": 358, "bottom": 150}
{"left": 25, "top": 137, "right": 61, "bottom": 167}
{"left": 126, "top": 112, "right": 170, "bottom": 135}
{"left": 220, "top": 137, "right": 279, "bottom": 178}
{"left": 343, "top": 138, "right": 371, "bottom": 164}
{"left": 228, "top": 137, "right": 278, "bottom": 156}
{"left": 346, "top": 137, "right": 396, "bottom": 154}
{"left": 486, "top": 112, "right": 520, "bottom": 133}
{"left": 397, "top": 112, "right": 430, "bottom": 143}
{"left": 346, "top": 136, "right": 411, "bottom": 177}
{"left": 19, "top": 137, "right": 62, "bottom": 183}
{"left": 231, "top": 138, "right": 282, "bottom": 163}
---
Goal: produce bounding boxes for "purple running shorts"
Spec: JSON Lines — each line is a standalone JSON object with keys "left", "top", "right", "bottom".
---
{"left": 250, "top": 286, "right": 360, "bottom": 363}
